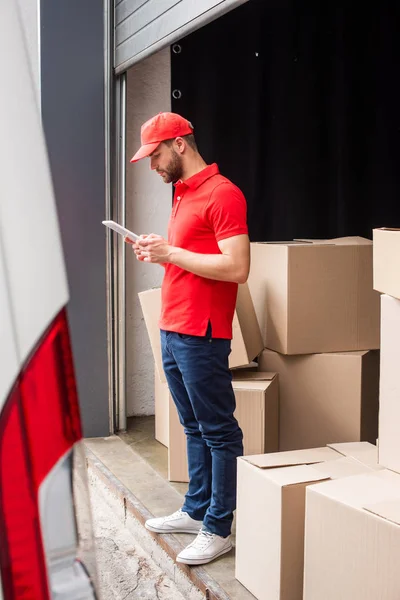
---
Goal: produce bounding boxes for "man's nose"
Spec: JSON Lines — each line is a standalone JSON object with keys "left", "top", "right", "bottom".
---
{"left": 150, "top": 157, "right": 157, "bottom": 170}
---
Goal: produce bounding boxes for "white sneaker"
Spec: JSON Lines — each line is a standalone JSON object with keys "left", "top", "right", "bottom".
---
{"left": 145, "top": 508, "right": 202, "bottom": 534}
{"left": 176, "top": 530, "right": 233, "bottom": 565}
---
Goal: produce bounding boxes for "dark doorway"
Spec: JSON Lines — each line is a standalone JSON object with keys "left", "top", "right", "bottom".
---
{"left": 172, "top": 1, "right": 400, "bottom": 241}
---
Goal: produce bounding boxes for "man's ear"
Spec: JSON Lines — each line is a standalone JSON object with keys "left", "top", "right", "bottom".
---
{"left": 174, "top": 137, "right": 186, "bottom": 154}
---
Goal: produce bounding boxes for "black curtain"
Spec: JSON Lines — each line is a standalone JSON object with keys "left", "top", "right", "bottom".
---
{"left": 171, "top": 1, "right": 400, "bottom": 241}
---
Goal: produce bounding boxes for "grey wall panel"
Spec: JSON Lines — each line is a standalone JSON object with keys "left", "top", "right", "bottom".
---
{"left": 115, "top": 0, "right": 248, "bottom": 73}
{"left": 116, "top": 0, "right": 153, "bottom": 26}
{"left": 117, "top": 0, "right": 181, "bottom": 40}
{"left": 40, "top": 0, "right": 109, "bottom": 437}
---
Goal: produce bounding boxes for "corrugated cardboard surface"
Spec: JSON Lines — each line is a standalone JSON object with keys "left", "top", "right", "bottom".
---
{"left": 259, "top": 349, "right": 380, "bottom": 451}
{"left": 248, "top": 242, "right": 289, "bottom": 352}
{"left": 236, "top": 457, "right": 286, "bottom": 600}
{"left": 168, "top": 394, "right": 188, "bottom": 482}
{"left": 304, "top": 471, "right": 400, "bottom": 600}
{"left": 234, "top": 282, "right": 264, "bottom": 364}
{"left": 154, "top": 370, "right": 170, "bottom": 447}
{"left": 364, "top": 499, "right": 400, "bottom": 526}
{"left": 138, "top": 283, "right": 263, "bottom": 385}
{"left": 232, "top": 369, "right": 277, "bottom": 381}
{"left": 328, "top": 441, "right": 382, "bottom": 470}
{"left": 168, "top": 374, "right": 279, "bottom": 483}
{"left": 243, "top": 446, "right": 339, "bottom": 469}
{"left": 378, "top": 294, "right": 400, "bottom": 473}
{"left": 247, "top": 238, "right": 380, "bottom": 354}
{"left": 234, "top": 379, "right": 279, "bottom": 455}
{"left": 138, "top": 288, "right": 165, "bottom": 382}
{"left": 236, "top": 449, "right": 373, "bottom": 600}
{"left": 236, "top": 458, "right": 327, "bottom": 600}
{"left": 373, "top": 228, "right": 400, "bottom": 300}
{"left": 309, "top": 456, "right": 375, "bottom": 479}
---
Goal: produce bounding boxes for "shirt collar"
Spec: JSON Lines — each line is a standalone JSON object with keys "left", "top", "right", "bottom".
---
{"left": 175, "top": 163, "right": 219, "bottom": 191}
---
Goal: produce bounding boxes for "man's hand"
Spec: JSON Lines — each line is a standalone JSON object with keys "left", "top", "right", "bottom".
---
{"left": 135, "top": 234, "right": 172, "bottom": 264}
{"left": 124, "top": 234, "right": 146, "bottom": 261}
{"left": 128, "top": 232, "right": 250, "bottom": 283}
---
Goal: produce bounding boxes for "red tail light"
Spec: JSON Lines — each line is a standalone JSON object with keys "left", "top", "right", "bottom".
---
{"left": 0, "top": 309, "right": 82, "bottom": 600}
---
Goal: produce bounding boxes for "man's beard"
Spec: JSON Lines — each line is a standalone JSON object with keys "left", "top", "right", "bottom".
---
{"left": 159, "top": 149, "right": 184, "bottom": 184}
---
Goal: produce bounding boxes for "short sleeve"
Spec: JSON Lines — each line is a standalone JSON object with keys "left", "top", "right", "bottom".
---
{"left": 204, "top": 182, "right": 248, "bottom": 242}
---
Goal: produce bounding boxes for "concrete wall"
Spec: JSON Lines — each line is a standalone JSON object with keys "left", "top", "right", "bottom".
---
{"left": 126, "top": 48, "right": 171, "bottom": 416}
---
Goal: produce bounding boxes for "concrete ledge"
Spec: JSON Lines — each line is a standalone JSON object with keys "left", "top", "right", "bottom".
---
{"left": 85, "top": 445, "right": 232, "bottom": 600}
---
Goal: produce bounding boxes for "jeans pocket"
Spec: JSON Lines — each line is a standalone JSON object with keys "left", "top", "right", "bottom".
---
{"left": 177, "top": 333, "right": 211, "bottom": 345}
{"left": 177, "top": 333, "right": 192, "bottom": 340}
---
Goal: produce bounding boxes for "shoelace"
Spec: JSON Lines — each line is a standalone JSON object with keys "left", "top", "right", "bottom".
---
{"left": 165, "top": 508, "right": 184, "bottom": 521}
{"left": 190, "top": 530, "right": 215, "bottom": 550}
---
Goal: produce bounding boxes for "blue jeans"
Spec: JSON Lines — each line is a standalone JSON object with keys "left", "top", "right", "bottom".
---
{"left": 161, "top": 325, "right": 243, "bottom": 538}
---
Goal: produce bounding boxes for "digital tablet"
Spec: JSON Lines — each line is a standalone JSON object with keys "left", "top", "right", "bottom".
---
{"left": 102, "top": 220, "right": 140, "bottom": 241}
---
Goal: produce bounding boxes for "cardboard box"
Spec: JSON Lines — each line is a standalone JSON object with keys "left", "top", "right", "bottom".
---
{"left": 373, "top": 228, "right": 400, "bottom": 300}
{"left": 378, "top": 295, "right": 400, "bottom": 473}
{"left": 154, "top": 370, "right": 170, "bottom": 447}
{"left": 247, "top": 237, "right": 380, "bottom": 354}
{"left": 235, "top": 445, "right": 377, "bottom": 600}
{"left": 259, "top": 348, "right": 380, "bottom": 451}
{"left": 233, "top": 373, "right": 279, "bottom": 455}
{"left": 168, "top": 372, "right": 279, "bottom": 483}
{"left": 304, "top": 469, "right": 400, "bottom": 600}
{"left": 168, "top": 395, "right": 188, "bottom": 483}
{"left": 138, "top": 287, "right": 165, "bottom": 382}
{"left": 328, "top": 441, "right": 383, "bottom": 471}
{"left": 138, "top": 283, "right": 263, "bottom": 384}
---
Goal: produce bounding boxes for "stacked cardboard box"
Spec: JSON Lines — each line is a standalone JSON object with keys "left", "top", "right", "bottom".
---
{"left": 138, "top": 283, "right": 263, "bottom": 384}
{"left": 373, "top": 228, "right": 400, "bottom": 472}
{"left": 139, "top": 283, "right": 272, "bottom": 481}
{"left": 168, "top": 371, "right": 279, "bottom": 483}
{"left": 258, "top": 349, "right": 379, "bottom": 451}
{"left": 154, "top": 369, "right": 169, "bottom": 447}
{"left": 247, "top": 237, "right": 381, "bottom": 451}
{"left": 301, "top": 228, "right": 400, "bottom": 600}
{"left": 235, "top": 442, "right": 382, "bottom": 600}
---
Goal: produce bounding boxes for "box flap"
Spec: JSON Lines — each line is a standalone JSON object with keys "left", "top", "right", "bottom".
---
{"left": 235, "top": 283, "right": 264, "bottom": 362}
{"left": 326, "top": 236, "right": 372, "bottom": 246}
{"left": 363, "top": 500, "right": 400, "bottom": 526}
{"left": 254, "top": 240, "right": 306, "bottom": 245}
{"left": 231, "top": 362, "right": 258, "bottom": 371}
{"left": 328, "top": 442, "right": 381, "bottom": 469}
{"left": 309, "top": 457, "right": 373, "bottom": 480}
{"left": 264, "top": 464, "right": 331, "bottom": 487}
{"left": 233, "top": 380, "right": 272, "bottom": 392}
{"left": 232, "top": 371, "right": 276, "bottom": 381}
{"left": 293, "top": 238, "right": 334, "bottom": 245}
{"left": 243, "top": 446, "right": 339, "bottom": 469}
{"left": 323, "top": 350, "right": 369, "bottom": 357}
{"left": 374, "top": 227, "right": 400, "bottom": 232}
{"left": 294, "top": 236, "right": 371, "bottom": 246}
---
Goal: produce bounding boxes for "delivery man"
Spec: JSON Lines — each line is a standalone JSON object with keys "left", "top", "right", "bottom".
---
{"left": 130, "top": 112, "right": 250, "bottom": 565}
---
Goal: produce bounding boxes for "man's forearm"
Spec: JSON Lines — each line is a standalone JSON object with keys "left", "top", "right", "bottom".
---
{"left": 167, "top": 247, "right": 247, "bottom": 283}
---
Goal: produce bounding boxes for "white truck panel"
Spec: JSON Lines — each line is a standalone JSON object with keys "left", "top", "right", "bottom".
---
{"left": 0, "top": 1, "right": 68, "bottom": 364}
{"left": 0, "top": 241, "right": 20, "bottom": 412}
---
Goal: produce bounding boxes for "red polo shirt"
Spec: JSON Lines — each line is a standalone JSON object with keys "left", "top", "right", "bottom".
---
{"left": 159, "top": 163, "right": 248, "bottom": 339}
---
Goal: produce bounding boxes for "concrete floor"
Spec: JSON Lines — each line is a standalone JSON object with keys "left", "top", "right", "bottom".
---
{"left": 75, "top": 442, "right": 188, "bottom": 600}
{"left": 85, "top": 417, "right": 256, "bottom": 599}
{"left": 118, "top": 417, "right": 255, "bottom": 600}
{"left": 90, "top": 476, "right": 188, "bottom": 599}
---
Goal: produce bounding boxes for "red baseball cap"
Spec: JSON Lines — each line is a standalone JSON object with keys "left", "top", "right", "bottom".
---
{"left": 130, "top": 112, "right": 194, "bottom": 163}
